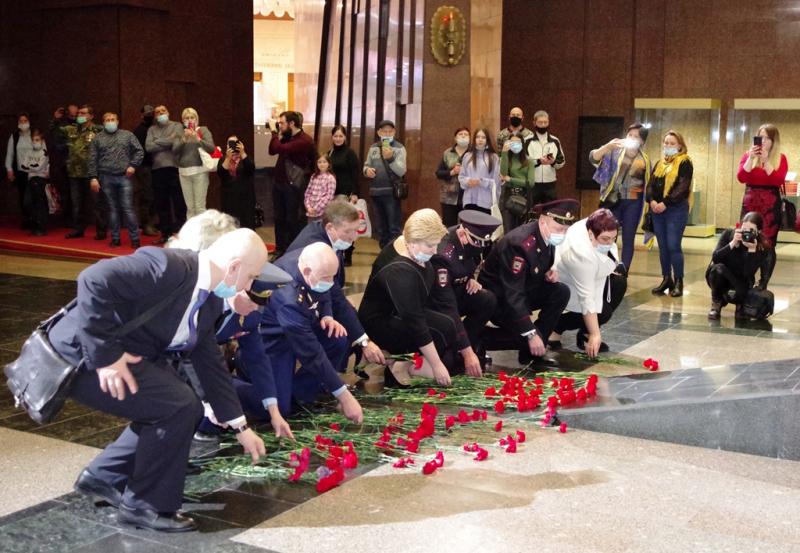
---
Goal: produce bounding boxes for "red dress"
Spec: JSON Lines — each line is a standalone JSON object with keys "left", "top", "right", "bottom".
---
{"left": 737, "top": 152, "right": 788, "bottom": 247}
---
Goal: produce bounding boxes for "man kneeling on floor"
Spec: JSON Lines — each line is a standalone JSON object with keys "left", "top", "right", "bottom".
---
{"left": 49, "top": 228, "right": 269, "bottom": 532}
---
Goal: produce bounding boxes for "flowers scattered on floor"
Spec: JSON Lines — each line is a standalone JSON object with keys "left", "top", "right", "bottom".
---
{"left": 643, "top": 358, "right": 660, "bottom": 371}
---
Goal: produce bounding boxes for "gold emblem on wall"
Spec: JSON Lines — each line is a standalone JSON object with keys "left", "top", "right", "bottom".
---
{"left": 430, "top": 6, "right": 466, "bottom": 66}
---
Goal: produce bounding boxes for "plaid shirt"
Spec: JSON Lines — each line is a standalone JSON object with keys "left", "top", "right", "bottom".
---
{"left": 304, "top": 172, "right": 337, "bottom": 215}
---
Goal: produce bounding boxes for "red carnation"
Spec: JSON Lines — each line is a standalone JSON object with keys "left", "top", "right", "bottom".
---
{"left": 329, "top": 423, "right": 341, "bottom": 432}
{"left": 405, "top": 440, "right": 419, "bottom": 453}
{"left": 470, "top": 409, "right": 482, "bottom": 421}
{"left": 433, "top": 451, "right": 444, "bottom": 467}
{"left": 494, "top": 420, "right": 503, "bottom": 432}
{"left": 559, "top": 422, "right": 568, "bottom": 433}
{"left": 484, "top": 387, "right": 497, "bottom": 397}
{"left": 445, "top": 415, "right": 456, "bottom": 430}
{"left": 343, "top": 451, "right": 359, "bottom": 469}
{"left": 516, "top": 430, "right": 526, "bottom": 443}
{"left": 505, "top": 437, "right": 517, "bottom": 453}
{"left": 474, "top": 448, "right": 489, "bottom": 461}
{"left": 392, "top": 457, "right": 414, "bottom": 468}
{"left": 422, "top": 461, "right": 438, "bottom": 475}
{"left": 457, "top": 409, "right": 470, "bottom": 424}
{"left": 427, "top": 388, "right": 436, "bottom": 396}
{"left": 438, "top": 392, "right": 447, "bottom": 399}
{"left": 413, "top": 352, "right": 424, "bottom": 369}
{"left": 494, "top": 400, "right": 505, "bottom": 414}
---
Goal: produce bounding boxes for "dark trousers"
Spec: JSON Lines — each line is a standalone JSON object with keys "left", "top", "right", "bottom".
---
{"left": 152, "top": 167, "right": 186, "bottom": 236}
{"left": 706, "top": 263, "right": 749, "bottom": 303}
{"left": 456, "top": 287, "right": 497, "bottom": 353}
{"left": 610, "top": 197, "right": 644, "bottom": 270}
{"left": 371, "top": 194, "right": 402, "bottom": 248}
{"left": 134, "top": 165, "right": 156, "bottom": 227}
{"left": 273, "top": 180, "right": 305, "bottom": 253}
{"left": 554, "top": 273, "right": 627, "bottom": 334}
{"left": 24, "top": 176, "right": 49, "bottom": 232}
{"left": 69, "top": 360, "right": 203, "bottom": 512}
{"left": 652, "top": 201, "right": 689, "bottom": 279}
{"left": 101, "top": 174, "right": 140, "bottom": 242}
{"left": 490, "top": 281, "right": 570, "bottom": 354}
{"left": 264, "top": 330, "right": 350, "bottom": 417}
{"left": 530, "top": 181, "right": 556, "bottom": 207}
{"left": 441, "top": 203, "right": 460, "bottom": 227}
{"left": 69, "top": 176, "right": 109, "bottom": 234}
{"left": 13, "top": 170, "right": 32, "bottom": 227}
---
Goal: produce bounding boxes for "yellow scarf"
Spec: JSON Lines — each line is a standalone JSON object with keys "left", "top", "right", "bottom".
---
{"left": 652, "top": 153, "right": 693, "bottom": 211}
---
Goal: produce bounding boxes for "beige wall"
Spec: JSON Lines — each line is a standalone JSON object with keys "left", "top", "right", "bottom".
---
{"left": 470, "top": 0, "right": 502, "bottom": 135}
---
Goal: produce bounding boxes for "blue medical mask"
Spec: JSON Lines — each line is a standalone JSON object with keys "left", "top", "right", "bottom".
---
{"left": 332, "top": 239, "right": 352, "bottom": 251}
{"left": 157, "top": 114, "right": 169, "bottom": 124}
{"left": 76, "top": 116, "right": 87, "bottom": 124}
{"left": 664, "top": 146, "right": 679, "bottom": 157}
{"left": 104, "top": 122, "right": 118, "bottom": 133}
{"left": 413, "top": 251, "right": 433, "bottom": 263}
{"left": 546, "top": 233, "right": 565, "bottom": 247}
{"left": 212, "top": 267, "right": 240, "bottom": 299}
{"left": 311, "top": 279, "right": 334, "bottom": 293}
{"left": 596, "top": 244, "right": 613, "bottom": 255}
{"left": 509, "top": 142, "right": 523, "bottom": 154}
{"left": 456, "top": 137, "right": 470, "bottom": 148}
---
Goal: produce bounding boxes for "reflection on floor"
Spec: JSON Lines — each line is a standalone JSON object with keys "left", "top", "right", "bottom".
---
{"left": 1, "top": 233, "right": 799, "bottom": 552}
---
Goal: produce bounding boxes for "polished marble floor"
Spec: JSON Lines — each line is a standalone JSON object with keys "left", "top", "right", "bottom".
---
{"left": 1, "top": 233, "right": 799, "bottom": 552}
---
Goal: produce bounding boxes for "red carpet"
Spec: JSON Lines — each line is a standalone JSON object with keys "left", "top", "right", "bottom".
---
{"left": 0, "top": 219, "right": 274, "bottom": 261}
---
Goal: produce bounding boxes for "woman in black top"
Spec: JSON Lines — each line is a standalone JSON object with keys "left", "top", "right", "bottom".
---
{"left": 359, "top": 208, "right": 461, "bottom": 386}
{"left": 328, "top": 125, "right": 361, "bottom": 264}
{"left": 217, "top": 135, "right": 256, "bottom": 228}
{"left": 706, "top": 211, "right": 775, "bottom": 320}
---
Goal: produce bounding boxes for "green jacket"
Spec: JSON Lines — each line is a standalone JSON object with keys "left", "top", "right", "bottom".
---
{"left": 51, "top": 121, "right": 103, "bottom": 178}
{"left": 500, "top": 151, "right": 535, "bottom": 189}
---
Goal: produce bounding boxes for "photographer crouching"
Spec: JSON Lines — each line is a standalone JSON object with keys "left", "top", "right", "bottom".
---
{"left": 706, "top": 211, "right": 776, "bottom": 320}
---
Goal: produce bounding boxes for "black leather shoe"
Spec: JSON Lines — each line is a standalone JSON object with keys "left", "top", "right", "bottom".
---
{"left": 576, "top": 331, "right": 609, "bottom": 353}
{"left": 117, "top": 504, "right": 198, "bottom": 533}
{"left": 669, "top": 278, "right": 684, "bottom": 297}
{"left": 110, "top": 239, "right": 121, "bottom": 247}
{"left": 74, "top": 469, "right": 122, "bottom": 508}
{"left": 94, "top": 232, "right": 107, "bottom": 240}
{"left": 65, "top": 230, "right": 84, "bottom": 239}
{"left": 547, "top": 340, "right": 563, "bottom": 350}
{"left": 651, "top": 276, "right": 674, "bottom": 295}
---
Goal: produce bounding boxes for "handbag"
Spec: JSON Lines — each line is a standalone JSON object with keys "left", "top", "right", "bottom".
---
{"left": 354, "top": 198, "right": 372, "bottom": 238}
{"left": 504, "top": 188, "right": 529, "bottom": 218}
{"left": 198, "top": 145, "right": 220, "bottom": 173}
{"left": 4, "top": 291, "right": 182, "bottom": 424}
{"left": 381, "top": 157, "right": 408, "bottom": 200}
{"left": 779, "top": 184, "right": 797, "bottom": 231}
{"left": 740, "top": 288, "right": 774, "bottom": 320}
{"left": 285, "top": 158, "right": 310, "bottom": 190}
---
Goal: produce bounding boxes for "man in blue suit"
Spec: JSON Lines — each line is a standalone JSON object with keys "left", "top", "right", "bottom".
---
{"left": 48, "top": 228, "right": 269, "bottom": 532}
{"left": 286, "top": 201, "right": 385, "bottom": 367}
{"left": 261, "top": 241, "right": 365, "bottom": 423}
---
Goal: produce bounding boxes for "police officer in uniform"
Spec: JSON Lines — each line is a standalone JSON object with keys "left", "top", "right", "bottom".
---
{"left": 479, "top": 199, "right": 577, "bottom": 364}
{"left": 431, "top": 210, "right": 500, "bottom": 374}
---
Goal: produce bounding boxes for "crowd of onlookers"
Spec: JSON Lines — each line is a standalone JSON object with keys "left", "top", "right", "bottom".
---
{"left": 3, "top": 103, "right": 787, "bottom": 318}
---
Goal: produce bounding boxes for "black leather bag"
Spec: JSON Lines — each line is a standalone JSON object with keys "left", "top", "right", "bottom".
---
{"left": 4, "top": 299, "right": 78, "bottom": 424}
{"left": 382, "top": 157, "right": 408, "bottom": 200}
{"left": 740, "top": 288, "right": 774, "bottom": 320}
{"left": 779, "top": 185, "right": 796, "bottom": 231}
{"left": 4, "top": 291, "right": 180, "bottom": 424}
{"left": 285, "top": 158, "right": 310, "bottom": 191}
{"left": 504, "top": 189, "right": 529, "bottom": 218}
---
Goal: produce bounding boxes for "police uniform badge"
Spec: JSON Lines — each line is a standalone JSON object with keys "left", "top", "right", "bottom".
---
{"left": 511, "top": 256, "right": 524, "bottom": 275}
{"left": 437, "top": 268, "right": 449, "bottom": 287}
{"left": 443, "top": 243, "right": 455, "bottom": 260}
{"left": 522, "top": 235, "right": 536, "bottom": 251}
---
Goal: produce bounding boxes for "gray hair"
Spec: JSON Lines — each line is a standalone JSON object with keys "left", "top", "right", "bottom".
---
{"left": 533, "top": 110, "right": 549, "bottom": 120}
{"left": 168, "top": 209, "right": 239, "bottom": 252}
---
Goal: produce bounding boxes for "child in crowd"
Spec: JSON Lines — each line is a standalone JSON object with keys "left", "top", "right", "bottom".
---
{"left": 20, "top": 130, "right": 50, "bottom": 236}
{"left": 304, "top": 153, "right": 336, "bottom": 222}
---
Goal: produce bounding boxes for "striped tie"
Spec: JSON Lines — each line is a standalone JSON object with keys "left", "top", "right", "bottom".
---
{"left": 183, "top": 289, "right": 210, "bottom": 351}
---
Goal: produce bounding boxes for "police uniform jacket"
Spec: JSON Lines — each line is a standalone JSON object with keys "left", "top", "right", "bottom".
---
{"left": 286, "top": 221, "right": 365, "bottom": 340}
{"left": 478, "top": 220, "right": 556, "bottom": 335}
{"left": 259, "top": 249, "right": 344, "bottom": 394}
{"left": 48, "top": 247, "right": 244, "bottom": 423}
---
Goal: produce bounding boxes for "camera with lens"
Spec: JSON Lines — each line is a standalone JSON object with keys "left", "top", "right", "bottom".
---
{"left": 741, "top": 229, "right": 757, "bottom": 243}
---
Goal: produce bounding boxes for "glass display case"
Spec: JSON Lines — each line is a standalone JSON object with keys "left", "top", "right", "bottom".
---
{"left": 634, "top": 98, "right": 722, "bottom": 236}
{"left": 730, "top": 99, "right": 800, "bottom": 243}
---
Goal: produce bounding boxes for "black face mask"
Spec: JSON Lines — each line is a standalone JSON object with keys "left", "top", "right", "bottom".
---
{"left": 536, "top": 126, "right": 549, "bottom": 135}
{"left": 509, "top": 116, "right": 522, "bottom": 127}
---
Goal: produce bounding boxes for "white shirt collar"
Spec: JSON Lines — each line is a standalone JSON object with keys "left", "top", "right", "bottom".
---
{"left": 197, "top": 250, "right": 212, "bottom": 292}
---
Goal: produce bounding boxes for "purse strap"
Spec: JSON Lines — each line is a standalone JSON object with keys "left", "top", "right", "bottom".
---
{"left": 42, "top": 290, "right": 184, "bottom": 338}
{"left": 381, "top": 155, "right": 399, "bottom": 180}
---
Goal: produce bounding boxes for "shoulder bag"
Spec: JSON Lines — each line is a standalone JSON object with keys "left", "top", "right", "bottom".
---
{"left": 4, "top": 292, "right": 180, "bottom": 424}
{"left": 381, "top": 156, "right": 408, "bottom": 200}
{"left": 779, "top": 184, "right": 797, "bottom": 231}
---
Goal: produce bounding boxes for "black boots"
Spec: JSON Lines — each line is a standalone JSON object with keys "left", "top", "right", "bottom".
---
{"left": 651, "top": 276, "right": 674, "bottom": 295}
{"left": 670, "top": 279, "right": 684, "bottom": 297}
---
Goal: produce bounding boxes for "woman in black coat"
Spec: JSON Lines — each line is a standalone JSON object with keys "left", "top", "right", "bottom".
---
{"left": 217, "top": 135, "right": 256, "bottom": 229}
{"left": 328, "top": 125, "right": 361, "bottom": 264}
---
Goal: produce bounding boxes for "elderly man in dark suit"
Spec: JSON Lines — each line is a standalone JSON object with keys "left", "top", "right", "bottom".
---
{"left": 287, "top": 200, "right": 385, "bottom": 367}
{"left": 48, "top": 228, "right": 270, "bottom": 532}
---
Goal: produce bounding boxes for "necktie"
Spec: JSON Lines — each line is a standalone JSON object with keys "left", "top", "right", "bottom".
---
{"left": 183, "top": 289, "right": 210, "bottom": 351}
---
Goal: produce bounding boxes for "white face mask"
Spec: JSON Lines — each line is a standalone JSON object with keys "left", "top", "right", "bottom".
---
{"left": 18, "top": 123, "right": 30, "bottom": 132}
{"left": 546, "top": 233, "right": 565, "bottom": 247}
{"left": 596, "top": 244, "right": 613, "bottom": 255}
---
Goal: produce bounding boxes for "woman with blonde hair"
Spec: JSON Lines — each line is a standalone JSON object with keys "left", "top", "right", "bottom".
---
{"left": 737, "top": 123, "right": 788, "bottom": 248}
{"left": 646, "top": 130, "right": 693, "bottom": 297}
{"left": 173, "top": 107, "right": 216, "bottom": 218}
{"left": 358, "top": 208, "right": 471, "bottom": 387}
{"left": 167, "top": 209, "right": 238, "bottom": 251}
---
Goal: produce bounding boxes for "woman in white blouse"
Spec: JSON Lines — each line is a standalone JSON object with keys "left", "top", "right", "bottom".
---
{"left": 548, "top": 208, "right": 627, "bottom": 357}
